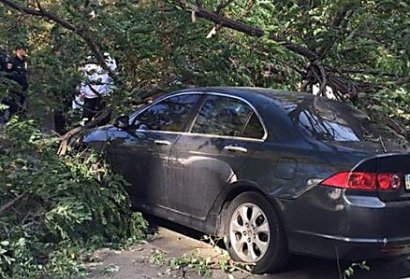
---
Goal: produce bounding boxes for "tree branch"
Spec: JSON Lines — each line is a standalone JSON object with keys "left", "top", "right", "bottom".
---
{"left": 315, "top": 61, "right": 327, "bottom": 95}
{"left": 318, "top": 7, "right": 354, "bottom": 57}
{"left": 0, "top": 191, "right": 28, "bottom": 217}
{"left": 34, "top": 0, "right": 44, "bottom": 13}
{"left": 195, "top": 0, "right": 203, "bottom": 9}
{"left": 336, "top": 68, "right": 404, "bottom": 78}
{"left": 391, "top": 76, "right": 410, "bottom": 86}
{"left": 57, "top": 108, "right": 112, "bottom": 156}
{"left": 330, "top": 67, "right": 410, "bottom": 86}
{"left": 337, "top": 68, "right": 394, "bottom": 76}
{"left": 180, "top": 1, "right": 319, "bottom": 61}
{"left": 0, "top": 0, "right": 75, "bottom": 30}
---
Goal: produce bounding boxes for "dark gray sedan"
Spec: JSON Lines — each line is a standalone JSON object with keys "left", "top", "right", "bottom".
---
{"left": 83, "top": 87, "right": 410, "bottom": 274}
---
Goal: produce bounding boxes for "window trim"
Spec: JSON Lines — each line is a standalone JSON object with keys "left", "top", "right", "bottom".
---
{"left": 129, "top": 91, "right": 268, "bottom": 142}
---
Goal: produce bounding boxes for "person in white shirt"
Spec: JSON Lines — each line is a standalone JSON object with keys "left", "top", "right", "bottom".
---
{"left": 73, "top": 53, "right": 116, "bottom": 121}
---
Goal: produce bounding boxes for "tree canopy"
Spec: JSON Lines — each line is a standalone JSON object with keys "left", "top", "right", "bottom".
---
{"left": 0, "top": 1, "right": 408, "bottom": 126}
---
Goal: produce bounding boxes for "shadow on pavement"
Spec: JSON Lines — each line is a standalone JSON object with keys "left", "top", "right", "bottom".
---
{"left": 145, "top": 214, "right": 410, "bottom": 279}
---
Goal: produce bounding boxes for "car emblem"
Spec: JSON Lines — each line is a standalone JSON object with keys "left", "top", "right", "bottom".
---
{"left": 406, "top": 174, "right": 410, "bottom": 191}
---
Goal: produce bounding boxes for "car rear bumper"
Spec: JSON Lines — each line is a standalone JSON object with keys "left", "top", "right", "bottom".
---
{"left": 289, "top": 230, "right": 410, "bottom": 260}
{"left": 279, "top": 187, "right": 410, "bottom": 260}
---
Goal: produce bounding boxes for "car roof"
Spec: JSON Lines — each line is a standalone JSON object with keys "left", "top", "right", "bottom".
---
{"left": 172, "top": 86, "right": 314, "bottom": 102}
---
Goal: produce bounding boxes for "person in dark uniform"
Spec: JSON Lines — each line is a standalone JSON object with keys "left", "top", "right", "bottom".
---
{"left": 4, "top": 46, "right": 28, "bottom": 116}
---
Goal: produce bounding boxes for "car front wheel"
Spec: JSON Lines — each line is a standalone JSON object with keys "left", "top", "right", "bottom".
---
{"left": 224, "top": 192, "right": 289, "bottom": 274}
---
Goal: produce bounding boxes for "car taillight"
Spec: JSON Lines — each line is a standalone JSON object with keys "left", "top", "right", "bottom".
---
{"left": 321, "top": 172, "right": 401, "bottom": 191}
{"left": 377, "top": 173, "right": 401, "bottom": 190}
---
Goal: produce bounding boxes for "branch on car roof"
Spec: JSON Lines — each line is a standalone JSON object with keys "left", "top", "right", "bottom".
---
{"left": 367, "top": 110, "right": 410, "bottom": 141}
{"left": 385, "top": 118, "right": 410, "bottom": 140}
{"left": 0, "top": 0, "right": 117, "bottom": 80}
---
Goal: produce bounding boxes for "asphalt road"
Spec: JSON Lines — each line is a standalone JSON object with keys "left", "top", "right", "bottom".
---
{"left": 147, "top": 215, "right": 410, "bottom": 279}
{"left": 88, "top": 215, "right": 410, "bottom": 278}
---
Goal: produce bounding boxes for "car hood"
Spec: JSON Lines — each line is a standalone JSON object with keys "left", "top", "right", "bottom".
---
{"left": 82, "top": 125, "right": 128, "bottom": 143}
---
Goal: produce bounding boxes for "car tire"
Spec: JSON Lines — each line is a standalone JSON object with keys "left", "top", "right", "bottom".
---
{"left": 224, "top": 192, "right": 289, "bottom": 274}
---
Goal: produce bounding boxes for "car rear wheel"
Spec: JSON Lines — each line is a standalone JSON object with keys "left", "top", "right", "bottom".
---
{"left": 224, "top": 192, "right": 288, "bottom": 274}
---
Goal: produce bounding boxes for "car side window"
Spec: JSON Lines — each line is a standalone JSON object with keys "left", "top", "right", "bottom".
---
{"left": 242, "top": 113, "right": 265, "bottom": 139}
{"left": 191, "top": 95, "right": 264, "bottom": 139}
{"left": 135, "top": 94, "right": 200, "bottom": 132}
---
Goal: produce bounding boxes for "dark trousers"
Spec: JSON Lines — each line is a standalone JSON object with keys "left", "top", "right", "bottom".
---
{"left": 83, "top": 97, "right": 101, "bottom": 120}
{"left": 1, "top": 90, "right": 26, "bottom": 120}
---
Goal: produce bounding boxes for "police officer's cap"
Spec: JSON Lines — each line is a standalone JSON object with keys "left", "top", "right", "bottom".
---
{"left": 15, "top": 45, "right": 27, "bottom": 51}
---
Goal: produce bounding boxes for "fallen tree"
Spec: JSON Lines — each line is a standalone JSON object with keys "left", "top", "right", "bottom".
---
{"left": 0, "top": 119, "right": 147, "bottom": 278}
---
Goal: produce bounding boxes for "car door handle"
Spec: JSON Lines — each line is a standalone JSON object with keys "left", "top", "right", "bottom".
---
{"left": 223, "top": 145, "right": 248, "bottom": 153}
{"left": 154, "top": 140, "right": 171, "bottom": 146}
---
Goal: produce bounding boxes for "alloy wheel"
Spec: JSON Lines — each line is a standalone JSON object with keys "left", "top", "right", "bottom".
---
{"left": 229, "top": 202, "right": 270, "bottom": 262}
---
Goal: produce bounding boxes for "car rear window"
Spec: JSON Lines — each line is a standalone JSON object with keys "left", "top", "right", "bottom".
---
{"left": 273, "top": 95, "right": 399, "bottom": 143}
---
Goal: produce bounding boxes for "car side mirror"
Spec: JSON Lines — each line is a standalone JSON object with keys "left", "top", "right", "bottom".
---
{"left": 114, "top": 115, "right": 130, "bottom": 130}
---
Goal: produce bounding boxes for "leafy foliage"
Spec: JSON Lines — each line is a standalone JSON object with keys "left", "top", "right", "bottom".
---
{"left": 0, "top": 0, "right": 408, "bottom": 134}
{"left": 150, "top": 249, "right": 214, "bottom": 278}
{"left": 149, "top": 236, "right": 253, "bottom": 278}
{"left": 0, "top": 118, "right": 147, "bottom": 278}
{"left": 344, "top": 261, "right": 370, "bottom": 278}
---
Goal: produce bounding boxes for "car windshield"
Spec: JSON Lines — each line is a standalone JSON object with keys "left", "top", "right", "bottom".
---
{"left": 273, "top": 95, "right": 407, "bottom": 147}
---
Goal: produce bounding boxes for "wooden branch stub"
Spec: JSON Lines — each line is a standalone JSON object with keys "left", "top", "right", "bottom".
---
{"left": 57, "top": 108, "right": 112, "bottom": 156}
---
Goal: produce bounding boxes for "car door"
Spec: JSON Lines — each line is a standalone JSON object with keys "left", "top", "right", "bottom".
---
{"left": 167, "top": 94, "right": 267, "bottom": 219}
{"left": 107, "top": 93, "right": 202, "bottom": 209}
